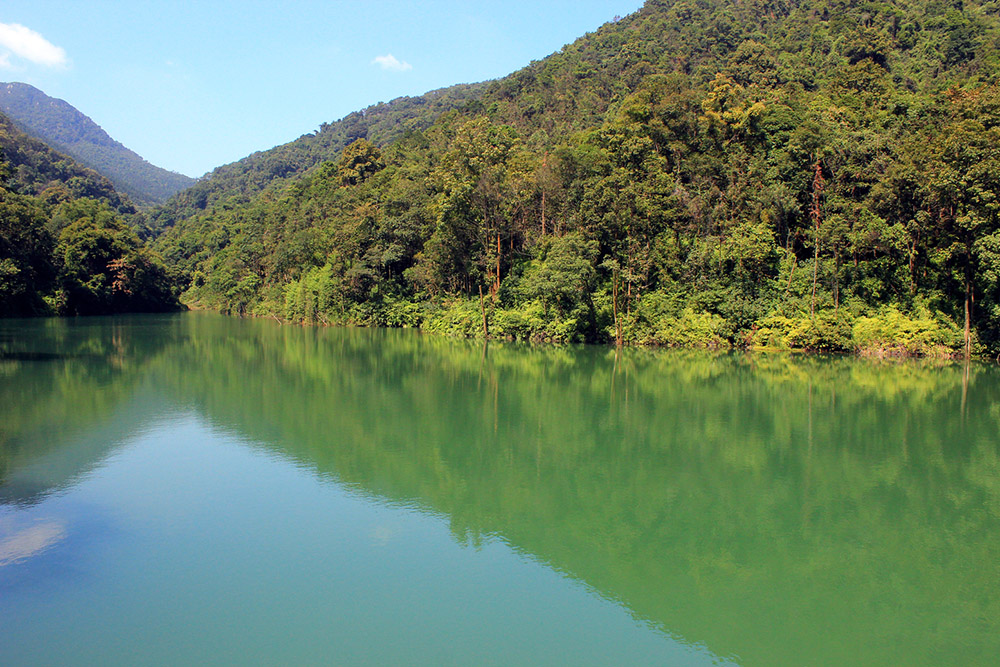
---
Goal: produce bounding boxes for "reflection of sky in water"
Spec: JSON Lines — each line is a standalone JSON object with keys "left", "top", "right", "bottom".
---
{"left": 1, "top": 411, "right": 726, "bottom": 666}
{"left": 0, "top": 517, "right": 66, "bottom": 566}
{"left": 0, "top": 497, "right": 118, "bottom": 594}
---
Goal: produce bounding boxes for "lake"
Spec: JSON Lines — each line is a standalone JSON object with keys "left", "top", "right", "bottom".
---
{"left": 1, "top": 312, "right": 998, "bottom": 665}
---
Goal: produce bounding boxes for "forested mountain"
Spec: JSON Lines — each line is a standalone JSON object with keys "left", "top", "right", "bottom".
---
{"left": 0, "top": 110, "right": 178, "bottom": 316}
{"left": 145, "top": 83, "right": 487, "bottom": 233}
{"left": 0, "top": 82, "right": 195, "bottom": 206}
{"left": 0, "top": 111, "right": 133, "bottom": 214}
{"left": 153, "top": 0, "right": 1000, "bottom": 355}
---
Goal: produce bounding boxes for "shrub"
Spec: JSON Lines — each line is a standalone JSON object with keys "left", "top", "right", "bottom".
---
{"left": 851, "top": 307, "right": 962, "bottom": 357}
{"left": 652, "top": 308, "right": 731, "bottom": 348}
{"left": 752, "top": 311, "right": 853, "bottom": 352}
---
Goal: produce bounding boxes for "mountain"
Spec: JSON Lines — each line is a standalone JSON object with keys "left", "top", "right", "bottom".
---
{"left": 0, "top": 110, "right": 133, "bottom": 214}
{"left": 153, "top": 0, "right": 1000, "bottom": 355}
{"left": 0, "top": 82, "right": 195, "bottom": 206}
{"left": 144, "top": 82, "right": 487, "bottom": 233}
{"left": 0, "top": 109, "right": 179, "bottom": 317}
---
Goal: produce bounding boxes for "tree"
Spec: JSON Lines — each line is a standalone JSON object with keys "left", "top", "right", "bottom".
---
{"left": 53, "top": 198, "right": 176, "bottom": 314}
{"left": 922, "top": 88, "right": 1000, "bottom": 356}
{"left": 335, "top": 139, "right": 385, "bottom": 186}
{"left": 0, "top": 189, "right": 54, "bottom": 315}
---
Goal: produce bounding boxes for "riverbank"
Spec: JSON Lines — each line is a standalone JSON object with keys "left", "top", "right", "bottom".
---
{"left": 183, "top": 289, "right": 972, "bottom": 360}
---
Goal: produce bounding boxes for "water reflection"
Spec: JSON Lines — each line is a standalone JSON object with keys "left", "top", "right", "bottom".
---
{"left": 2, "top": 312, "right": 999, "bottom": 665}
{"left": 0, "top": 517, "right": 66, "bottom": 567}
{"left": 0, "top": 316, "right": 177, "bottom": 506}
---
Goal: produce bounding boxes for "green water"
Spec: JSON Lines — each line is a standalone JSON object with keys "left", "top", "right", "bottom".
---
{"left": 1, "top": 313, "right": 998, "bottom": 665}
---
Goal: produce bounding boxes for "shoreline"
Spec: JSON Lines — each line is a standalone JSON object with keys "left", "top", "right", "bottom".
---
{"left": 180, "top": 300, "right": 976, "bottom": 362}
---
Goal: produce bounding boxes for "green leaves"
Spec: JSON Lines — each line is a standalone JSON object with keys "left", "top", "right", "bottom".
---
{"left": 138, "top": 0, "right": 1000, "bottom": 354}
{"left": 0, "top": 188, "right": 53, "bottom": 315}
{"left": 518, "top": 232, "right": 598, "bottom": 316}
{"left": 52, "top": 199, "right": 175, "bottom": 315}
{"left": 335, "top": 139, "right": 385, "bottom": 186}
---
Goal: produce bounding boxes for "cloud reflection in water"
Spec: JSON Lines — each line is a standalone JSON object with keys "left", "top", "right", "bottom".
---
{"left": 0, "top": 517, "right": 67, "bottom": 567}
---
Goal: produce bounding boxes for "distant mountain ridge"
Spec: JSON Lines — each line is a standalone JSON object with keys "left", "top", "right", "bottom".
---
{"left": 0, "top": 82, "right": 195, "bottom": 205}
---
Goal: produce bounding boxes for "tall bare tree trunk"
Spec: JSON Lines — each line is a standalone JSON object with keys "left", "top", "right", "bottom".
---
{"left": 479, "top": 285, "right": 489, "bottom": 339}
{"left": 965, "top": 275, "right": 972, "bottom": 359}
{"left": 613, "top": 274, "right": 622, "bottom": 346}
{"left": 626, "top": 242, "right": 633, "bottom": 316}
{"left": 834, "top": 246, "right": 840, "bottom": 313}
{"left": 810, "top": 160, "right": 824, "bottom": 318}
{"left": 541, "top": 191, "right": 546, "bottom": 237}
{"left": 494, "top": 234, "right": 501, "bottom": 299}
{"left": 964, "top": 236, "right": 974, "bottom": 359}
{"left": 540, "top": 153, "right": 548, "bottom": 237}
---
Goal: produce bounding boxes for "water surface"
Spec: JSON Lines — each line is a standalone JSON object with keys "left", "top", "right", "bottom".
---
{"left": 1, "top": 313, "right": 999, "bottom": 665}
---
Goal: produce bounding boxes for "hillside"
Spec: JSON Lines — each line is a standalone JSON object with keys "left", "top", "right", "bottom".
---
{"left": 0, "top": 111, "right": 133, "bottom": 214}
{"left": 144, "top": 82, "right": 487, "bottom": 233}
{"left": 0, "top": 82, "right": 195, "bottom": 206}
{"left": 153, "top": 0, "right": 1000, "bottom": 355}
{"left": 0, "top": 110, "right": 178, "bottom": 316}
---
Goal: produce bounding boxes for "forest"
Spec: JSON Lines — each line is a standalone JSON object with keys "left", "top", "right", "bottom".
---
{"left": 0, "top": 112, "right": 178, "bottom": 316}
{"left": 149, "top": 0, "right": 1000, "bottom": 356}
{"left": 5, "top": 0, "right": 1000, "bottom": 355}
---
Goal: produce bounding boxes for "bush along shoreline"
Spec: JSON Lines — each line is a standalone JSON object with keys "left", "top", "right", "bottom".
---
{"left": 183, "top": 283, "right": 970, "bottom": 359}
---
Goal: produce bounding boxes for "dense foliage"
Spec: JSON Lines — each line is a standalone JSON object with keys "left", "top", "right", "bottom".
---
{"left": 0, "top": 82, "right": 196, "bottom": 206}
{"left": 150, "top": 0, "right": 1000, "bottom": 355}
{"left": 0, "top": 111, "right": 179, "bottom": 316}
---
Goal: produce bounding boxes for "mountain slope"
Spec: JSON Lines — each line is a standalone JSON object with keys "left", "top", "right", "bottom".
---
{"left": 154, "top": 0, "right": 1000, "bottom": 355}
{"left": 0, "top": 82, "right": 195, "bottom": 206}
{"left": 145, "top": 82, "right": 487, "bottom": 232}
{"left": 0, "top": 110, "right": 133, "bottom": 214}
{"left": 0, "top": 109, "right": 178, "bottom": 316}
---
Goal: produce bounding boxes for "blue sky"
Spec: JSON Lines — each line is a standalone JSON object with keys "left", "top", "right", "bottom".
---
{"left": 0, "top": 1, "right": 645, "bottom": 177}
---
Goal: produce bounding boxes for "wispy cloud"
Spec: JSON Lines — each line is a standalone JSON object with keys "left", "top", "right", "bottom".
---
{"left": 0, "top": 22, "right": 68, "bottom": 68}
{"left": 372, "top": 53, "right": 412, "bottom": 72}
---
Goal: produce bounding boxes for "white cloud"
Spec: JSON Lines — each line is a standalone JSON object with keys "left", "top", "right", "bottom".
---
{"left": 0, "top": 53, "right": 11, "bottom": 70}
{"left": 372, "top": 53, "right": 412, "bottom": 72}
{"left": 0, "top": 22, "right": 68, "bottom": 68}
